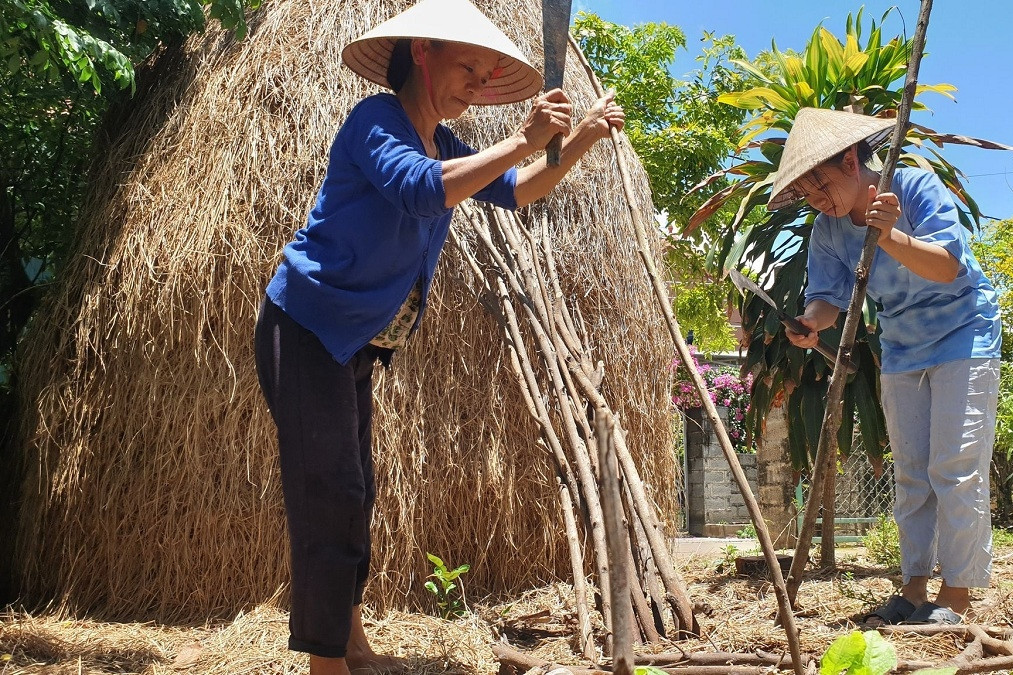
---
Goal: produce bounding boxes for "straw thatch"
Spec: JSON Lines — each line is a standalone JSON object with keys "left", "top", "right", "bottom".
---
{"left": 11, "top": 0, "right": 677, "bottom": 621}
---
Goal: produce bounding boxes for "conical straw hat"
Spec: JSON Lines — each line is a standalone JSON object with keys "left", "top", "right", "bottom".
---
{"left": 341, "top": 0, "right": 543, "bottom": 105}
{"left": 767, "top": 107, "right": 896, "bottom": 210}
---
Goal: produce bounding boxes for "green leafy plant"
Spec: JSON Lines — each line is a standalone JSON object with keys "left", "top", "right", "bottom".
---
{"left": 993, "top": 527, "right": 1013, "bottom": 549}
{"left": 862, "top": 514, "right": 901, "bottom": 571}
{"left": 736, "top": 523, "right": 757, "bottom": 539}
{"left": 820, "top": 630, "right": 957, "bottom": 675}
{"left": 716, "top": 544, "right": 739, "bottom": 573}
{"left": 820, "top": 630, "right": 896, "bottom": 675}
{"left": 686, "top": 9, "right": 1007, "bottom": 474}
{"left": 424, "top": 553, "right": 470, "bottom": 620}
{"left": 836, "top": 571, "right": 886, "bottom": 609}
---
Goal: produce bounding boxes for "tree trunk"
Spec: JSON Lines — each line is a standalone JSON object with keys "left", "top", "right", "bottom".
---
{"left": 756, "top": 402, "right": 797, "bottom": 549}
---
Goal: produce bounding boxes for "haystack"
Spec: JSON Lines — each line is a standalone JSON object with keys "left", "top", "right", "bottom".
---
{"left": 11, "top": 0, "right": 677, "bottom": 621}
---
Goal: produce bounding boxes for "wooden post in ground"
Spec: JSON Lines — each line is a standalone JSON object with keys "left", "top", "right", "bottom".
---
{"left": 571, "top": 36, "right": 805, "bottom": 675}
{"left": 596, "top": 414, "right": 635, "bottom": 674}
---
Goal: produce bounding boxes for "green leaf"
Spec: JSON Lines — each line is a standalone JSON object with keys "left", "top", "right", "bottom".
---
{"left": 860, "top": 631, "right": 898, "bottom": 675}
{"left": 821, "top": 629, "right": 868, "bottom": 675}
{"left": 819, "top": 630, "right": 898, "bottom": 675}
{"left": 423, "top": 580, "right": 438, "bottom": 595}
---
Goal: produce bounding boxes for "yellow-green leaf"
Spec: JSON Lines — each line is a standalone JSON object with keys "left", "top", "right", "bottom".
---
{"left": 793, "top": 81, "right": 815, "bottom": 102}
{"left": 916, "top": 83, "right": 957, "bottom": 100}
{"left": 843, "top": 51, "right": 869, "bottom": 77}
{"left": 843, "top": 33, "right": 861, "bottom": 63}
{"left": 819, "top": 27, "right": 845, "bottom": 74}
{"left": 783, "top": 55, "right": 806, "bottom": 84}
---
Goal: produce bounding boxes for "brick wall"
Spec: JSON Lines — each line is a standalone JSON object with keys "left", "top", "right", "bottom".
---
{"left": 684, "top": 407, "right": 758, "bottom": 536}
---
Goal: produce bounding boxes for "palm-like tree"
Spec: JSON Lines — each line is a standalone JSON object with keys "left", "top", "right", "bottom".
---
{"left": 687, "top": 8, "right": 1009, "bottom": 476}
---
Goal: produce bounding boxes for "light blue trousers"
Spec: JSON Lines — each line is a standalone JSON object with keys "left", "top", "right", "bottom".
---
{"left": 880, "top": 358, "right": 1000, "bottom": 589}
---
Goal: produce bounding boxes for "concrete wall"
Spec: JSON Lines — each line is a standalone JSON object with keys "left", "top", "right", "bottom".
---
{"left": 684, "top": 407, "right": 758, "bottom": 536}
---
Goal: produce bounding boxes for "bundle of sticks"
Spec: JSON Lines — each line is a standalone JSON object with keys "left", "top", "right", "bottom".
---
{"left": 451, "top": 202, "right": 697, "bottom": 659}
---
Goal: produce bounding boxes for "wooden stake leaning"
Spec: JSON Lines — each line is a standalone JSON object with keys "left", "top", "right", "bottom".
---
{"left": 786, "top": 0, "right": 934, "bottom": 604}
{"left": 450, "top": 200, "right": 700, "bottom": 649}
{"left": 569, "top": 35, "right": 804, "bottom": 675}
{"left": 596, "top": 415, "right": 636, "bottom": 674}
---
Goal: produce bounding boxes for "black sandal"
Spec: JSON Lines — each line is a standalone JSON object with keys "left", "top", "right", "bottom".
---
{"left": 904, "top": 601, "right": 962, "bottom": 625}
{"left": 861, "top": 595, "right": 916, "bottom": 626}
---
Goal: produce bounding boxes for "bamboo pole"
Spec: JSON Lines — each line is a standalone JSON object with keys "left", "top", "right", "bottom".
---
{"left": 570, "top": 36, "right": 804, "bottom": 674}
{"left": 786, "top": 0, "right": 934, "bottom": 603}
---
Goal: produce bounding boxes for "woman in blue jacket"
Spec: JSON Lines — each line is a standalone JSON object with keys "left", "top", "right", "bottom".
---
{"left": 774, "top": 108, "right": 1001, "bottom": 627}
{"left": 254, "top": 0, "right": 624, "bottom": 672}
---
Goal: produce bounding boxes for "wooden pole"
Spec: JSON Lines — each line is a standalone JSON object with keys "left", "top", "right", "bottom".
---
{"left": 786, "top": 0, "right": 934, "bottom": 603}
{"left": 596, "top": 415, "right": 635, "bottom": 674}
{"left": 570, "top": 36, "right": 805, "bottom": 674}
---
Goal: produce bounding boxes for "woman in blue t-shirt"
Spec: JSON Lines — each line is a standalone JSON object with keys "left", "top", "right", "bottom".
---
{"left": 772, "top": 108, "right": 1001, "bottom": 627}
{"left": 254, "top": 0, "right": 624, "bottom": 672}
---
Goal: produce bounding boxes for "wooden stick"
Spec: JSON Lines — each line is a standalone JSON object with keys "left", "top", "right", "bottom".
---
{"left": 596, "top": 415, "right": 636, "bottom": 668}
{"left": 639, "top": 650, "right": 810, "bottom": 668}
{"left": 448, "top": 226, "right": 598, "bottom": 661}
{"left": 490, "top": 206, "right": 679, "bottom": 643}
{"left": 566, "top": 360, "right": 697, "bottom": 638}
{"left": 624, "top": 481, "right": 668, "bottom": 638}
{"left": 894, "top": 655, "right": 1013, "bottom": 674}
{"left": 559, "top": 475, "right": 599, "bottom": 662}
{"left": 570, "top": 35, "right": 803, "bottom": 671}
{"left": 787, "top": 0, "right": 934, "bottom": 603}
{"left": 492, "top": 644, "right": 774, "bottom": 675}
{"left": 460, "top": 203, "right": 616, "bottom": 638}
{"left": 880, "top": 623, "right": 1013, "bottom": 641}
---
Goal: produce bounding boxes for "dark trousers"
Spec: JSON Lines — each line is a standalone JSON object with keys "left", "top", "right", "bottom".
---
{"left": 255, "top": 297, "right": 386, "bottom": 657}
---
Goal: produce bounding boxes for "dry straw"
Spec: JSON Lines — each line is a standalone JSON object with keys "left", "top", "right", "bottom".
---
{"left": 12, "top": 0, "right": 677, "bottom": 622}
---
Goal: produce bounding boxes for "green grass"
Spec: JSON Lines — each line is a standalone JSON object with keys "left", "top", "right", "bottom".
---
{"left": 993, "top": 527, "right": 1013, "bottom": 549}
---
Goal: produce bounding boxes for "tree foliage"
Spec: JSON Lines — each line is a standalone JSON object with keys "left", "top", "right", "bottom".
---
{"left": 971, "top": 219, "right": 1013, "bottom": 466}
{"left": 573, "top": 13, "right": 755, "bottom": 353}
{"left": 0, "top": 0, "right": 260, "bottom": 426}
{"left": 688, "top": 9, "right": 1008, "bottom": 470}
{"left": 970, "top": 219, "right": 1013, "bottom": 360}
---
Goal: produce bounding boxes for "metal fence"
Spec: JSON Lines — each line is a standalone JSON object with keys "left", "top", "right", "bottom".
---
{"left": 796, "top": 451, "right": 896, "bottom": 543}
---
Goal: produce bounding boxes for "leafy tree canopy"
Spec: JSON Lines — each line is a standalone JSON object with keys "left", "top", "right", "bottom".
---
{"left": 574, "top": 13, "right": 757, "bottom": 353}
{"left": 0, "top": 0, "right": 259, "bottom": 412}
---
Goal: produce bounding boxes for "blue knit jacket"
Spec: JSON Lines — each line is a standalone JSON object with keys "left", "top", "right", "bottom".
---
{"left": 266, "top": 93, "right": 518, "bottom": 364}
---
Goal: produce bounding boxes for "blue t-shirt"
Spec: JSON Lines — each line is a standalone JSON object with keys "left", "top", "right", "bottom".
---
{"left": 805, "top": 167, "right": 1001, "bottom": 374}
{"left": 267, "top": 93, "right": 518, "bottom": 364}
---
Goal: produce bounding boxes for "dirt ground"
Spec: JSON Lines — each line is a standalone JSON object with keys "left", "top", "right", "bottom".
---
{"left": 2, "top": 542, "right": 1012, "bottom": 674}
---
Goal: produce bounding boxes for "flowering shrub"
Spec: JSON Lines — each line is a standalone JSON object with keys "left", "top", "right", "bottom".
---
{"left": 671, "top": 346, "right": 754, "bottom": 452}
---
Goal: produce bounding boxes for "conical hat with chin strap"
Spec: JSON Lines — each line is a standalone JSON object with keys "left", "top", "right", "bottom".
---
{"left": 768, "top": 107, "right": 896, "bottom": 211}
{"left": 341, "top": 0, "right": 543, "bottom": 105}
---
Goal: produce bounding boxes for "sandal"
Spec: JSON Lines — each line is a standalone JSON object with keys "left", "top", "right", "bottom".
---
{"left": 903, "top": 601, "right": 963, "bottom": 625}
{"left": 861, "top": 595, "right": 916, "bottom": 627}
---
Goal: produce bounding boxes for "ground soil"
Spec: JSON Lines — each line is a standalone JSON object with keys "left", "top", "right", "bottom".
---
{"left": 2, "top": 542, "right": 1011, "bottom": 674}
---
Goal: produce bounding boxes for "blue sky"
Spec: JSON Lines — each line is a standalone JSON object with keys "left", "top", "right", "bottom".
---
{"left": 575, "top": 0, "right": 1013, "bottom": 224}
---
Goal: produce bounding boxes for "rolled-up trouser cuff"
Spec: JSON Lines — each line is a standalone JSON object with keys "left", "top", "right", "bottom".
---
{"left": 288, "top": 637, "right": 347, "bottom": 658}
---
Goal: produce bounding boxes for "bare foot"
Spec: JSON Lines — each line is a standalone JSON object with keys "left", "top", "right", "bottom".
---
{"left": 934, "top": 582, "right": 970, "bottom": 616}
{"left": 310, "top": 656, "right": 352, "bottom": 675}
{"left": 346, "top": 605, "right": 407, "bottom": 674}
{"left": 346, "top": 649, "right": 408, "bottom": 674}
